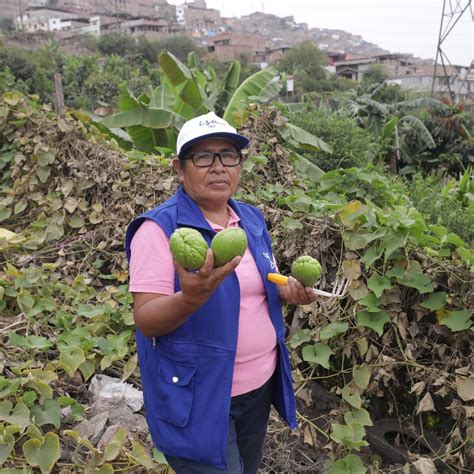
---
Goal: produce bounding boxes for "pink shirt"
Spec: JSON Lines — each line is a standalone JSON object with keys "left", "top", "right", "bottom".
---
{"left": 129, "top": 207, "right": 277, "bottom": 396}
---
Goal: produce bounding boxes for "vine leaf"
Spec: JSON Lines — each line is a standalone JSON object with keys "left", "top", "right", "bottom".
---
{"left": 103, "top": 427, "right": 128, "bottom": 462}
{"left": 344, "top": 407, "right": 373, "bottom": 427}
{"left": 320, "top": 322, "right": 349, "bottom": 340}
{"left": 0, "top": 401, "right": 31, "bottom": 429}
{"left": 60, "top": 347, "right": 86, "bottom": 377}
{"left": 356, "top": 310, "right": 390, "bottom": 336}
{"left": 420, "top": 292, "right": 447, "bottom": 310}
{"left": 301, "top": 343, "right": 333, "bottom": 369}
{"left": 30, "top": 399, "right": 61, "bottom": 429}
{"left": 23, "top": 432, "right": 60, "bottom": 474}
{"left": 437, "top": 310, "right": 472, "bottom": 332}
{"left": 289, "top": 329, "right": 311, "bottom": 349}
{"left": 129, "top": 440, "right": 155, "bottom": 469}
{"left": 361, "top": 245, "right": 383, "bottom": 268}
{"left": 329, "top": 453, "right": 366, "bottom": 473}
{"left": 367, "top": 275, "right": 392, "bottom": 298}
{"left": 353, "top": 365, "right": 371, "bottom": 390}
{"left": 342, "top": 386, "right": 362, "bottom": 409}
{"left": 330, "top": 423, "right": 368, "bottom": 450}
{"left": 0, "top": 426, "right": 15, "bottom": 464}
{"left": 358, "top": 293, "right": 382, "bottom": 312}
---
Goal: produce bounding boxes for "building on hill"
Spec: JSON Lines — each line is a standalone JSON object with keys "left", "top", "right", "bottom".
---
{"left": 253, "top": 45, "right": 291, "bottom": 69}
{"left": 15, "top": 7, "right": 81, "bottom": 33}
{"left": 206, "top": 32, "right": 267, "bottom": 62}
{"left": 176, "top": 1, "right": 220, "bottom": 32}
{"left": 152, "top": 0, "right": 176, "bottom": 22}
{"left": 334, "top": 53, "right": 418, "bottom": 81}
{"left": 102, "top": 16, "right": 179, "bottom": 40}
{"left": 387, "top": 65, "right": 473, "bottom": 104}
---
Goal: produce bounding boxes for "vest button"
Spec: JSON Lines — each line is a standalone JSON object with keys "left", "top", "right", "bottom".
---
{"left": 172, "top": 376, "right": 179, "bottom": 383}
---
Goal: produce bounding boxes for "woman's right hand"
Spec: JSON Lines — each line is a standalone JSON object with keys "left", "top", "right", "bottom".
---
{"left": 174, "top": 249, "right": 242, "bottom": 310}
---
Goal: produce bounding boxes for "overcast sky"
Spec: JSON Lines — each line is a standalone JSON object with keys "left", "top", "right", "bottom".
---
{"left": 172, "top": 0, "right": 473, "bottom": 65}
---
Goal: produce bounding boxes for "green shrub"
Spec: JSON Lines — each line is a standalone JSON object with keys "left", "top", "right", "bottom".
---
{"left": 290, "top": 108, "right": 380, "bottom": 171}
{"left": 407, "top": 171, "right": 474, "bottom": 246}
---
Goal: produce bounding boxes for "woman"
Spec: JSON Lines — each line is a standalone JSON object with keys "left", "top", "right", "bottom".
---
{"left": 125, "top": 112, "right": 317, "bottom": 473}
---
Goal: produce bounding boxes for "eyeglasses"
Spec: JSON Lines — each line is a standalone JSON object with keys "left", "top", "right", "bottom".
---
{"left": 185, "top": 151, "right": 243, "bottom": 167}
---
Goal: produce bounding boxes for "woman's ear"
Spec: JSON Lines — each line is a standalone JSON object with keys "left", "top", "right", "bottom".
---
{"left": 172, "top": 157, "right": 184, "bottom": 182}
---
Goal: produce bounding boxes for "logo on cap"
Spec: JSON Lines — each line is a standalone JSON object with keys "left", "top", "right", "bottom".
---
{"left": 199, "top": 119, "right": 227, "bottom": 128}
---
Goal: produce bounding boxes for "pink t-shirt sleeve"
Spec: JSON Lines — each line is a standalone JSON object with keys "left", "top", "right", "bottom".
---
{"left": 129, "top": 220, "right": 175, "bottom": 295}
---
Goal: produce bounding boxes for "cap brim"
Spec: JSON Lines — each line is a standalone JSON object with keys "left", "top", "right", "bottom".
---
{"left": 178, "top": 132, "right": 249, "bottom": 158}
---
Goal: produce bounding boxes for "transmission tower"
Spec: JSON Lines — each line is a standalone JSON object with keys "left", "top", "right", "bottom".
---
{"left": 432, "top": 0, "right": 473, "bottom": 103}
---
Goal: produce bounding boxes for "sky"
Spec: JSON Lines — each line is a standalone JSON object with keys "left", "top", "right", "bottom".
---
{"left": 172, "top": 0, "right": 473, "bottom": 66}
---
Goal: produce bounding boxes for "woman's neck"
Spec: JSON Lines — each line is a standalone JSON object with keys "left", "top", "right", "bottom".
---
{"left": 200, "top": 204, "right": 230, "bottom": 228}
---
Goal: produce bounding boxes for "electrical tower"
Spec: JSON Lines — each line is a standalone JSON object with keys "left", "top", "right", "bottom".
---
{"left": 432, "top": 0, "right": 473, "bottom": 103}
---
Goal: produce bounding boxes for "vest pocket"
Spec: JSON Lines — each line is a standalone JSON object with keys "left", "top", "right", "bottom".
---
{"left": 156, "top": 356, "right": 197, "bottom": 427}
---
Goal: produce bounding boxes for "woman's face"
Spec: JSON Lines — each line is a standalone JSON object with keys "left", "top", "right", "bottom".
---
{"left": 173, "top": 138, "right": 242, "bottom": 208}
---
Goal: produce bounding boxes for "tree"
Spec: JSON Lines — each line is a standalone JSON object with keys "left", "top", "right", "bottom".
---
{"left": 152, "top": 35, "right": 201, "bottom": 63}
{"left": 0, "top": 17, "right": 14, "bottom": 33}
{"left": 361, "top": 63, "right": 388, "bottom": 87}
{"left": 98, "top": 33, "right": 138, "bottom": 57}
{"left": 277, "top": 41, "right": 328, "bottom": 94}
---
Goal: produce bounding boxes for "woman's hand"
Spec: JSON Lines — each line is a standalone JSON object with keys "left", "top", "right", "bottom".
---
{"left": 278, "top": 276, "right": 318, "bottom": 305}
{"left": 174, "top": 249, "right": 241, "bottom": 310}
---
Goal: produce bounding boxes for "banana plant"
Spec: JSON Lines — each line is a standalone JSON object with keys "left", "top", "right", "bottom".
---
{"left": 100, "top": 50, "right": 328, "bottom": 157}
{"left": 338, "top": 90, "right": 447, "bottom": 173}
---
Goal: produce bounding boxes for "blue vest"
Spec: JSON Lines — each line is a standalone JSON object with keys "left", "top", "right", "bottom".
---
{"left": 125, "top": 187, "right": 297, "bottom": 469}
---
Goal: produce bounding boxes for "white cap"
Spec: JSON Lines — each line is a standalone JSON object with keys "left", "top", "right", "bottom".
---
{"left": 176, "top": 112, "right": 249, "bottom": 158}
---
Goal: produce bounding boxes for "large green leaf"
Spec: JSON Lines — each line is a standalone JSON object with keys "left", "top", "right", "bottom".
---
{"left": 420, "top": 291, "right": 447, "bottom": 310}
{"left": 301, "top": 343, "right": 333, "bottom": 369}
{"left": 367, "top": 275, "right": 392, "bottom": 298}
{"left": 399, "top": 115, "right": 436, "bottom": 149}
{"left": 278, "top": 122, "right": 331, "bottom": 152}
{"left": 330, "top": 454, "right": 366, "bottom": 473}
{"left": 148, "top": 82, "right": 176, "bottom": 111}
{"left": 438, "top": 310, "right": 472, "bottom": 332}
{"left": 0, "top": 425, "right": 15, "bottom": 464}
{"left": 30, "top": 399, "right": 61, "bottom": 429}
{"left": 101, "top": 108, "right": 185, "bottom": 130}
{"left": 217, "top": 61, "right": 241, "bottom": 110}
{"left": 382, "top": 116, "right": 399, "bottom": 140}
{"left": 159, "top": 50, "right": 207, "bottom": 112}
{"left": 291, "top": 152, "right": 325, "bottom": 182}
{"left": 320, "top": 322, "right": 349, "bottom": 340}
{"left": 397, "top": 97, "right": 449, "bottom": 111}
{"left": 356, "top": 310, "right": 390, "bottom": 336}
{"left": 224, "top": 67, "right": 281, "bottom": 126}
{"left": 23, "top": 432, "right": 60, "bottom": 474}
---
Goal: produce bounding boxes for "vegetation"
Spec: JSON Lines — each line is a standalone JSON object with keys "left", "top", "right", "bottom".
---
{"left": 289, "top": 106, "right": 380, "bottom": 171}
{"left": 278, "top": 41, "right": 328, "bottom": 95}
{"left": 0, "top": 37, "right": 472, "bottom": 473}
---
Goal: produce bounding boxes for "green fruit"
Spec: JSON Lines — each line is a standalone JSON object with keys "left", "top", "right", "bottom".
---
{"left": 169, "top": 227, "right": 208, "bottom": 270}
{"left": 211, "top": 228, "right": 248, "bottom": 267}
{"left": 291, "top": 255, "right": 322, "bottom": 287}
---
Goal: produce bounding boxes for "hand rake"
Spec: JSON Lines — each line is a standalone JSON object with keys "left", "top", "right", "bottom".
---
{"left": 267, "top": 273, "right": 351, "bottom": 299}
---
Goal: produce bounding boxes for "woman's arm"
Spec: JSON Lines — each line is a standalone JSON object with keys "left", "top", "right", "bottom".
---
{"left": 133, "top": 250, "right": 241, "bottom": 337}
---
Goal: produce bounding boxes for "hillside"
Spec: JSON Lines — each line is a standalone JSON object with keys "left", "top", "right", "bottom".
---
{"left": 231, "top": 12, "right": 389, "bottom": 57}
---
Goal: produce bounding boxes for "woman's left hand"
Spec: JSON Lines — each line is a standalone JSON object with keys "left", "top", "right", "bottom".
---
{"left": 278, "top": 276, "right": 318, "bottom": 305}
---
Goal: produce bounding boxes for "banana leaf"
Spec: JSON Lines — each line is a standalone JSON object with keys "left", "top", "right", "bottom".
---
{"left": 399, "top": 115, "right": 436, "bottom": 149}
{"left": 159, "top": 50, "right": 208, "bottom": 113}
{"left": 224, "top": 67, "right": 281, "bottom": 127}
{"left": 382, "top": 116, "right": 399, "bottom": 140}
{"left": 278, "top": 122, "right": 332, "bottom": 153}
{"left": 216, "top": 61, "right": 241, "bottom": 111}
